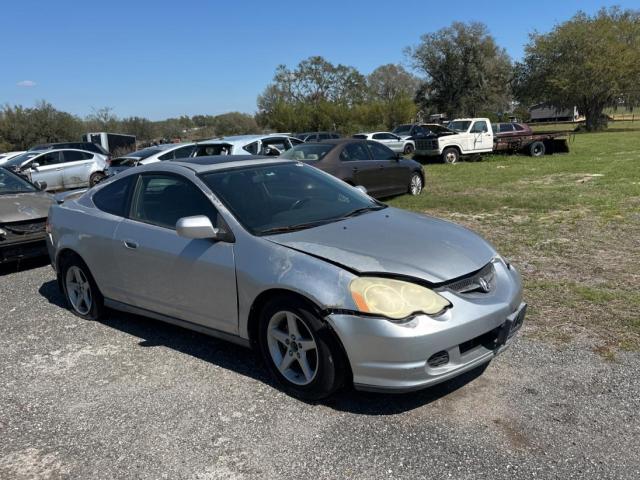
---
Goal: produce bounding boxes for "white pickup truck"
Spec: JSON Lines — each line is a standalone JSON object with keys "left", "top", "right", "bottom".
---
{"left": 414, "top": 118, "right": 494, "bottom": 164}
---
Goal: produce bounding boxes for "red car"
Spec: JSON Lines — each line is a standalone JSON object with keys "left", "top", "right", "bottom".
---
{"left": 493, "top": 122, "right": 533, "bottom": 138}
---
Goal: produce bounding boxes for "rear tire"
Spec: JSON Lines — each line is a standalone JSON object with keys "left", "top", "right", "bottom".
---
{"left": 442, "top": 147, "right": 459, "bottom": 164}
{"left": 529, "top": 141, "right": 545, "bottom": 157}
{"left": 59, "top": 255, "right": 105, "bottom": 321}
{"left": 89, "top": 172, "right": 106, "bottom": 187}
{"left": 258, "top": 296, "right": 347, "bottom": 400}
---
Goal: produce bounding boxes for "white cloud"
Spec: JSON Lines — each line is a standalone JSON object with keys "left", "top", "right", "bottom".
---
{"left": 17, "top": 80, "right": 36, "bottom": 87}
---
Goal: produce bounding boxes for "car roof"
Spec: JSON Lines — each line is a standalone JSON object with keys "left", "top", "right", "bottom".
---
{"left": 198, "top": 134, "right": 294, "bottom": 145}
{"left": 170, "top": 155, "right": 285, "bottom": 173}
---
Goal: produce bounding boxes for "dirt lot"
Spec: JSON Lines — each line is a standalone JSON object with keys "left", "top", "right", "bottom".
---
{"left": 1, "top": 126, "right": 639, "bottom": 479}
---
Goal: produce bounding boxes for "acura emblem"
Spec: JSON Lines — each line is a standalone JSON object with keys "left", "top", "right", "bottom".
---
{"left": 478, "top": 277, "right": 490, "bottom": 293}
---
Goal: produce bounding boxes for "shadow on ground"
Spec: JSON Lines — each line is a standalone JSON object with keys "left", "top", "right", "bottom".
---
{"left": 39, "top": 279, "right": 488, "bottom": 415}
{"left": 0, "top": 255, "right": 49, "bottom": 276}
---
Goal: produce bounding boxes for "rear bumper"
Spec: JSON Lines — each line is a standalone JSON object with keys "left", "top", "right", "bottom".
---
{"left": 326, "top": 261, "right": 524, "bottom": 392}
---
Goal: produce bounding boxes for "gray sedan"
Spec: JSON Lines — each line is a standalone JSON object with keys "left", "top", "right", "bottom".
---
{"left": 46, "top": 156, "right": 525, "bottom": 399}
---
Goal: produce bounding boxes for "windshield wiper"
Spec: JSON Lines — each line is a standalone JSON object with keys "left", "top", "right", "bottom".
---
{"left": 339, "top": 204, "right": 387, "bottom": 219}
{"left": 260, "top": 220, "right": 331, "bottom": 235}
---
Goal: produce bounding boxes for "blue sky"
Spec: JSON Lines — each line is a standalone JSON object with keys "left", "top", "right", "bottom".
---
{"left": 0, "top": 0, "right": 633, "bottom": 120}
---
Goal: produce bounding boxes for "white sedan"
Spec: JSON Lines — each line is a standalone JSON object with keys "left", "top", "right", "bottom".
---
{"left": 352, "top": 132, "right": 415, "bottom": 155}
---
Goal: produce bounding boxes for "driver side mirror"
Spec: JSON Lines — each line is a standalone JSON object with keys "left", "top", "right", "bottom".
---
{"left": 33, "top": 181, "right": 47, "bottom": 191}
{"left": 176, "top": 215, "right": 234, "bottom": 242}
{"left": 355, "top": 185, "right": 368, "bottom": 194}
{"left": 31, "top": 162, "right": 40, "bottom": 171}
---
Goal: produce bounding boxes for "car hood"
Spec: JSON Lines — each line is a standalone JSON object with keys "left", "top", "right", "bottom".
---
{"left": 0, "top": 192, "right": 55, "bottom": 223}
{"left": 265, "top": 207, "right": 496, "bottom": 283}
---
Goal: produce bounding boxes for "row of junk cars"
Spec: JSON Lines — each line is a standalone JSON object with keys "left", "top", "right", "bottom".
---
{"left": 0, "top": 120, "right": 550, "bottom": 265}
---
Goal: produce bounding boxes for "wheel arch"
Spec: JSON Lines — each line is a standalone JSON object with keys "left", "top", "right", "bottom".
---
{"left": 247, "top": 287, "right": 354, "bottom": 385}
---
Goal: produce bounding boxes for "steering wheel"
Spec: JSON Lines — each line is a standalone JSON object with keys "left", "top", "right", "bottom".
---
{"left": 290, "top": 197, "right": 312, "bottom": 210}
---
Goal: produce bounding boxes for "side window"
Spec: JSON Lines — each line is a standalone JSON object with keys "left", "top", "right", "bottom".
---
{"left": 471, "top": 121, "right": 488, "bottom": 133}
{"left": 340, "top": 143, "right": 371, "bottom": 162}
{"left": 63, "top": 150, "right": 92, "bottom": 162}
{"left": 243, "top": 142, "right": 259, "bottom": 154}
{"left": 513, "top": 123, "right": 524, "bottom": 131}
{"left": 36, "top": 152, "right": 61, "bottom": 166}
{"left": 93, "top": 175, "right": 135, "bottom": 217}
{"left": 318, "top": 133, "right": 330, "bottom": 140}
{"left": 372, "top": 133, "right": 386, "bottom": 140}
{"left": 173, "top": 145, "right": 196, "bottom": 159}
{"left": 158, "top": 150, "right": 174, "bottom": 161}
{"left": 414, "top": 126, "right": 429, "bottom": 137}
{"left": 288, "top": 138, "right": 303, "bottom": 147}
{"left": 130, "top": 174, "right": 217, "bottom": 230}
{"left": 367, "top": 141, "right": 396, "bottom": 160}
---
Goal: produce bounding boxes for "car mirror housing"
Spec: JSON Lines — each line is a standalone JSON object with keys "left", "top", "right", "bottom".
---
{"left": 355, "top": 185, "right": 368, "bottom": 195}
{"left": 31, "top": 162, "right": 40, "bottom": 171}
{"left": 33, "top": 181, "right": 47, "bottom": 191}
{"left": 176, "top": 215, "right": 234, "bottom": 242}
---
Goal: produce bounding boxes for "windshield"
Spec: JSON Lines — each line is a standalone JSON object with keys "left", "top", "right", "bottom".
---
{"left": 280, "top": 144, "right": 334, "bottom": 162}
{"left": 447, "top": 121, "right": 472, "bottom": 132}
{"left": 3, "top": 152, "right": 41, "bottom": 167}
{"left": 201, "top": 162, "right": 384, "bottom": 235}
{"left": 0, "top": 168, "right": 37, "bottom": 194}
{"left": 392, "top": 124, "right": 412, "bottom": 135}
{"left": 127, "top": 147, "right": 163, "bottom": 159}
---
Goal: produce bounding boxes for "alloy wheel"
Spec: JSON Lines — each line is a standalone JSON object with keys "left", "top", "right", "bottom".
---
{"left": 410, "top": 174, "right": 423, "bottom": 195}
{"left": 266, "top": 310, "right": 319, "bottom": 386}
{"left": 65, "top": 265, "right": 92, "bottom": 315}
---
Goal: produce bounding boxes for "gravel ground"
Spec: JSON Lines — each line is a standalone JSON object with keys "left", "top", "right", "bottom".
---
{"left": 1, "top": 260, "right": 639, "bottom": 479}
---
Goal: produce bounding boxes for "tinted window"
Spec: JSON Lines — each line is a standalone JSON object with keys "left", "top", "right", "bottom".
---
{"left": 130, "top": 175, "right": 217, "bottom": 229}
{"left": 37, "top": 152, "right": 62, "bottom": 166}
{"left": 63, "top": 150, "right": 93, "bottom": 162}
{"left": 340, "top": 143, "right": 370, "bottom": 161}
{"left": 352, "top": 134, "right": 367, "bottom": 139}
{"left": 372, "top": 133, "right": 394, "bottom": 140}
{"left": 367, "top": 141, "right": 396, "bottom": 160}
{"left": 392, "top": 124, "right": 412, "bottom": 136}
{"left": 158, "top": 146, "right": 195, "bottom": 161}
{"left": 289, "top": 138, "right": 304, "bottom": 146}
{"left": 243, "top": 142, "right": 259, "bottom": 155}
{"left": 281, "top": 144, "right": 334, "bottom": 161}
{"left": 318, "top": 133, "right": 330, "bottom": 140}
{"left": 0, "top": 167, "right": 37, "bottom": 194}
{"left": 93, "top": 176, "right": 134, "bottom": 217}
{"left": 513, "top": 123, "right": 525, "bottom": 131}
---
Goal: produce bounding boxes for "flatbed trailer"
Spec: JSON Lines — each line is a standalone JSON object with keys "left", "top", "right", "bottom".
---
{"left": 493, "top": 131, "right": 572, "bottom": 157}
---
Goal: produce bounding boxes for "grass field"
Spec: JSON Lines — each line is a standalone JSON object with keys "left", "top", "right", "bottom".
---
{"left": 390, "top": 124, "right": 640, "bottom": 355}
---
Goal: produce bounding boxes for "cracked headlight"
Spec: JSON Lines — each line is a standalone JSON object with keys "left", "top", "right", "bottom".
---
{"left": 350, "top": 277, "right": 450, "bottom": 320}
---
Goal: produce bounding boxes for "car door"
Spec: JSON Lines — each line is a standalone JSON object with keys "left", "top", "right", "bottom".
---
{"left": 61, "top": 150, "right": 95, "bottom": 188}
{"left": 366, "top": 141, "right": 407, "bottom": 196}
{"left": 338, "top": 142, "right": 386, "bottom": 196}
{"left": 113, "top": 173, "right": 238, "bottom": 334}
{"left": 28, "top": 151, "right": 63, "bottom": 190}
{"left": 470, "top": 120, "right": 493, "bottom": 151}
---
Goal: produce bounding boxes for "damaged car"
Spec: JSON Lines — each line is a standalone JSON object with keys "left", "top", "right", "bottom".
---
{"left": 46, "top": 156, "right": 525, "bottom": 400}
{"left": 0, "top": 167, "right": 54, "bottom": 263}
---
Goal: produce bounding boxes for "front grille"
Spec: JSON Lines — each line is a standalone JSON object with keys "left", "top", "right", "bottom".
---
{"left": 427, "top": 350, "right": 450, "bottom": 368}
{"left": 1, "top": 219, "right": 46, "bottom": 235}
{"left": 416, "top": 139, "right": 437, "bottom": 150}
{"left": 446, "top": 262, "right": 496, "bottom": 294}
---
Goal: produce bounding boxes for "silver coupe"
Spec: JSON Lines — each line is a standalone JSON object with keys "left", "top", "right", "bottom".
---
{"left": 46, "top": 156, "right": 525, "bottom": 399}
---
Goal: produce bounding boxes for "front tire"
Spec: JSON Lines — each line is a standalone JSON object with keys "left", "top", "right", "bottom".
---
{"left": 60, "top": 255, "right": 105, "bottom": 320}
{"left": 89, "top": 172, "right": 106, "bottom": 187}
{"left": 258, "top": 297, "right": 347, "bottom": 400}
{"left": 529, "top": 141, "right": 546, "bottom": 157}
{"left": 408, "top": 173, "right": 423, "bottom": 195}
{"left": 403, "top": 143, "right": 415, "bottom": 155}
{"left": 442, "top": 147, "right": 460, "bottom": 164}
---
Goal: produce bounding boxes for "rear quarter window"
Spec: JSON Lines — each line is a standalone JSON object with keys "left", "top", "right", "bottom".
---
{"left": 93, "top": 176, "right": 135, "bottom": 217}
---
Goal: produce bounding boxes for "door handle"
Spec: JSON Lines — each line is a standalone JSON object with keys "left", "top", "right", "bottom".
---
{"left": 123, "top": 240, "right": 138, "bottom": 249}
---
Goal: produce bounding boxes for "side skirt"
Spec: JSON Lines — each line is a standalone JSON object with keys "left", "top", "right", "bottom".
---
{"left": 104, "top": 298, "right": 251, "bottom": 349}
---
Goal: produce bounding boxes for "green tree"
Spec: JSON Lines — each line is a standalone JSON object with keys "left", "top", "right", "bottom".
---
{"left": 406, "top": 22, "right": 512, "bottom": 118}
{"left": 513, "top": 7, "right": 640, "bottom": 131}
{"left": 119, "top": 116, "right": 155, "bottom": 141}
{"left": 0, "top": 101, "right": 83, "bottom": 150}
{"left": 366, "top": 64, "right": 419, "bottom": 129}
{"left": 211, "top": 112, "right": 258, "bottom": 136}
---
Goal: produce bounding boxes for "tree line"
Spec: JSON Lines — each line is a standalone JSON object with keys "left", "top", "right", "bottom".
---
{"left": 1, "top": 7, "right": 638, "bottom": 151}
